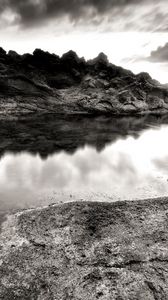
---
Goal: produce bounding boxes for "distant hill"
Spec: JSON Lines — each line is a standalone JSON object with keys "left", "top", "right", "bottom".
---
{"left": 0, "top": 47, "right": 168, "bottom": 115}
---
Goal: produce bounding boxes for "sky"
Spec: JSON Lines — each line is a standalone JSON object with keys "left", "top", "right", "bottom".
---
{"left": 0, "top": 0, "right": 168, "bottom": 82}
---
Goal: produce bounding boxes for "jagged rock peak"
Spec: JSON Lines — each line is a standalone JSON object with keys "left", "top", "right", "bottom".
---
{"left": 97, "top": 52, "right": 109, "bottom": 63}
{"left": 0, "top": 47, "right": 6, "bottom": 56}
{"left": 33, "top": 48, "right": 60, "bottom": 59}
{"left": 87, "top": 52, "right": 109, "bottom": 65}
{"left": 61, "top": 50, "right": 86, "bottom": 64}
{"left": 61, "top": 50, "right": 79, "bottom": 60}
{"left": 8, "top": 50, "right": 20, "bottom": 58}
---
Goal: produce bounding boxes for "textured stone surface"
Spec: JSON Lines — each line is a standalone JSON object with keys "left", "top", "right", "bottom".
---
{"left": 0, "top": 47, "right": 168, "bottom": 115}
{"left": 1, "top": 198, "right": 168, "bottom": 299}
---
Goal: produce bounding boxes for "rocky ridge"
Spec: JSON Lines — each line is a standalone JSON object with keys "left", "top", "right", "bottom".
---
{"left": 1, "top": 47, "right": 168, "bottom": 115}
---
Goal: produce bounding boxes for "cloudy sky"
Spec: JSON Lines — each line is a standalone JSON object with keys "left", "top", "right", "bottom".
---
{"left": 0, "top": 0, "right": 168, "bottom": 82}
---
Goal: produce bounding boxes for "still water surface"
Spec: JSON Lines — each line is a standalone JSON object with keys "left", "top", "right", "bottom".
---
{"left": 0, "top": 114, "right": 168, "bottom": 211}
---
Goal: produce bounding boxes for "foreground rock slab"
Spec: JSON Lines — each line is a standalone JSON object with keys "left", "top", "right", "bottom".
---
{"left": 1, "top": 198, "right": 168, "bottom": 299}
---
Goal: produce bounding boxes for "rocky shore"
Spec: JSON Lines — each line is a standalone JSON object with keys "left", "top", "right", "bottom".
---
{"left": 1, "top": 197, "right": 168, "bottom": 299}
{"left": 1, "top": 47, "right": 168, "bottom": 116}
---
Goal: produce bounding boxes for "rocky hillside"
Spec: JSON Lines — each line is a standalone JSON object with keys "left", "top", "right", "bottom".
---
{"left": 1, "top": 47, "right": 168, "bottom": 115}
{"left": 1, "top": 198, "right": 168, "bottom": 299}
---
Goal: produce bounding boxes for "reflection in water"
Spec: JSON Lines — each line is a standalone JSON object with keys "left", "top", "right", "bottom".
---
{"left": 0, "top": 114, "right": 168, "bottom": 211}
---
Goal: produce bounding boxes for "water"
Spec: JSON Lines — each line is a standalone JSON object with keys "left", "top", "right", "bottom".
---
{"left": 0, "top": 114, "right": 168, "bottom": 212}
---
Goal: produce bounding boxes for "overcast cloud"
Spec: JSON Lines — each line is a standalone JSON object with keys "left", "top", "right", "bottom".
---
{"left": 148, "top": 43, "right": 168, "bottom": 62}
{"left": 0, "top": 0, "right": 167, "bottom": 32}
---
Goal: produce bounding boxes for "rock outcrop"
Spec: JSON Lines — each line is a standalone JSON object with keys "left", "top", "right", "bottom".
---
{"left": 1, "top": 198, "right": 168, "bottom": 299}
{"left": 0, "top": 47, "right": 168, "bottom": 115}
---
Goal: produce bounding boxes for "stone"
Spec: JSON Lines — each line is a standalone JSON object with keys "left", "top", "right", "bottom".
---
{"left": 1, "top": 198, "right": 168, "bottom": 299}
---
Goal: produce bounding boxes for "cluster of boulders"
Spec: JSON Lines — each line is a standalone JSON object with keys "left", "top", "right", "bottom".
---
{"left": 0, "top": 46, "right": 168, "bottom": 115}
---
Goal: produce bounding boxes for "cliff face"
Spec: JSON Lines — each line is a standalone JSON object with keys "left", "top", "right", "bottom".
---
{"left": 1, "top": 47, "right": 168, "bottom": 115}
{"left": 1, "top": 198, "right": 168, "bottom": 299}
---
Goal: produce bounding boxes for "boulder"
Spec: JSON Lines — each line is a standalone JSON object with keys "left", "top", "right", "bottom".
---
{"left": 1, "top": 198, "right": 168, "bottom": 299}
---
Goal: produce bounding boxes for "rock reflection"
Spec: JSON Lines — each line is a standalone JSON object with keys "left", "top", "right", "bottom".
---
{"left": 0, "top": 113, "right": 168, "bottom": 211}
{"left": 0, "top": 114, "right": 167, "bottom": 158}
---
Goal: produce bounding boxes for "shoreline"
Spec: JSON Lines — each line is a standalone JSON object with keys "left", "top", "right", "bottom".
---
{"left": 1, "top": 196, "right": 168, "bottom": 299}
{"left": 1, "top": 108, "right": 168, "bottom": 120}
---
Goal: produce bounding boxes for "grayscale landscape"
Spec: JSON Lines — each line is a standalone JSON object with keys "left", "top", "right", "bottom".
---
{"left": 1, "top": 0, "right": 168, "bottom": 299}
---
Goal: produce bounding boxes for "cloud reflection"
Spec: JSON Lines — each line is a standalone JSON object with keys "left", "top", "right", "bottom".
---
{"left": 0, "top": 125, "right": 168, "bottom": 211}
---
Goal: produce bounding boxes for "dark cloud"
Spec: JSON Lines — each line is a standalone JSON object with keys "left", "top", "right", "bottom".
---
{"left": 0, "top": 0, "right": 159, "bottom": 27}
{"left": 148, "top": 43, "right": 168, "bottom": 62}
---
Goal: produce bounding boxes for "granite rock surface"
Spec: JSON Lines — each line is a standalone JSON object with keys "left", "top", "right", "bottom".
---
{"left": 1, "top": 198, "right": 168, "bottom": 299}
